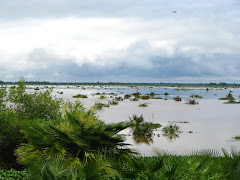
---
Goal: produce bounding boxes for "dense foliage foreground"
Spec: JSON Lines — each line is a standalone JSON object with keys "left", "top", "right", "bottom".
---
{"left": 1, "top": 78, "right": 240, "bottom": 179}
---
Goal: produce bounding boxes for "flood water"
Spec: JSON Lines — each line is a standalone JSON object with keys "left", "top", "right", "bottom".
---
{"left": 24, "top": 85, "right": 240, "bottom": 155}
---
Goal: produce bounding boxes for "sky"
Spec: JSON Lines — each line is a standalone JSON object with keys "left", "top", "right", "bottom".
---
{"left": 0, "top": 0, "right": 239, "bottom": 83}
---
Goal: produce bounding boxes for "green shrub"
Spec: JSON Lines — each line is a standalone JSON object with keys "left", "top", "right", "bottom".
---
{"left": 93, "top": 102, "right": 109, "bottom": 110}
{"left": 99, "top": 95, "right": 105, "bottom": 99}
{"left": 130, "top": 97, "right": 139, "bottom": 101}
{"left": 72, "top": 94, "right": 88, "bottom": 98}
{"left": 141, "top": 95, "right": 150, "bottom": 100}
{"left": 138, "top": 103, "right": 148, "bottom": 107}
{"left": 0, "top": 169, "right": 30, "bottom": 180}
{"left": 0, "top": 77, "right": 63, "bottom": 169}
{"left": 109, "top": 100, "right": 118, "bottom": 105}
{"left": 15, "top": 101, "right": 133, "bottom": 178}
{"left": 129, "top": 115, "right": 161, "bottom": 136}
{"left": 115, "top": 97, "right": 123, "bottom": 101}
{"left": 186, "top": 99, "right": 199, "bottom": 105}
{"left": 124, "top": 94, "right": 131, "bottom": 99}
{"left": 189, "top": 94, "right": 203, "bottom": 98}
{"left": 162, "top": 123, "right": 180, "bottom": 140}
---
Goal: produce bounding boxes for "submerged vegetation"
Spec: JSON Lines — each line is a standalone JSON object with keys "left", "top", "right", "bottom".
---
{"left": 124, "top": 94, "right": 131, "bottom": 99}
{"left": 186, "top": 99, "right": 199, "bottom": 105}
{"left": 162, "top": 123, "right": 181, "bottom": 141}
{"left": 190, "top": 94, "right": 203, "bottom": 98}
{"left": 173, "top": 96, "right": 182, "bottom": 101}
{"left": 129, "top": 115, "right": 161, "bottom": 136}
{"left": 109, "top": 100, "right": 119, "bottom": 105}
{"left": 219, "top": 91, "right": 235, "bottom": 101}
{"left": 72, "top": 94, "right": 88, "bottom": 98}
{"left": 219, "top": 92, "right": 240, "bottom": 104}
{"left": 234, "top": 136, "right": 240, "bottom": 140}
{"left": 93, "top": 102, "right": 109, "bottom": 110}
{"left": 138, "top": 102, "right": 148, "bottom": 107}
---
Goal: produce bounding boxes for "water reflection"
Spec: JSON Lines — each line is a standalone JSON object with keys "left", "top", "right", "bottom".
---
{"left": 133, "top": 135, "right": 154, "bottom": 146}
{"left": 162, "top": 124, "right": 180, "bottom": 142}
{"left": 163, "top": 131, "right": 180, "bottom": 141}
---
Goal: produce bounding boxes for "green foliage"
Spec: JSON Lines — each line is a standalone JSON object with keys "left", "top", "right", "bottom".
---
{"left": 138, "top": 103, "right": 148, "bottom": 107}
{"left": 0, "top": 85, "right": 7, "bottom": 111}
{"left": 0, "top": 169, "right": 30, "bottom": 180}
{"left": 130, "top": 97, "right": 139, "bottom": 101}
{"left": 93, "top": 102, "right": 110, "bottom": 110}
{"left": 129, "top": 115, "right": 161, "bottom": 136}
{"left": 140, "top": 95, "right": 150, "bottom": 100}
{"left": 173, "top": 96, "right": 182, "bottom": 101}
{"left": 186, "top": 99, "right": 199, "bottom": 105}
{"left": 0, "top": 111, "right": 24, "bottom": 170}
{"left": 132, "top": 92, "right": 141, "bottom": 99}
{"left": 109, "top": 100, "right": 119, "bottom": 105}
{"left": 219, "top": 92, "right": 235, "bottom": 102}
{"left": 149, "top": 92, "right": 155, "bottom": 97}
{"left": 162, "top": 124, "right": 180, "bottom": 141}
{"left": 124, "top": 94, "right": 131, "bottom": 99}
{"left": 99, "top": 95, "right": 106, "bottom": 99}
{"left": 8, "top": 78, "right": 62, "bottom": 121}
{"left": 234, "top": 136, "right": 240, "bottom": 140}
{"left": 190, "top": 94, "right": 203, "bottom": 98}
{"left": 225, "top": 101, "right": 240, "bottom": 104}
{"left": 219, "top": 97, "right": 235, "bottom": 100}
{"left": 0, "top": 77, "right": 63, "bottom": 169}
{"left": 15, "top": 101, "right": 133, "bottom": 172}
{"left": 115, "top": 97, "right": 123, "bottom": 101}
{"left": 151, "top": 97, "right": 163, "bottom": 99}
{"left": 73, "top": 94, "right": 88, "bottom": 98}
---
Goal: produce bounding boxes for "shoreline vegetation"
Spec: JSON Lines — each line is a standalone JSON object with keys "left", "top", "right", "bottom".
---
{"left": 1, "top": 78, "right": 240, "bottom": 179}
{"left": 1, "top": 80, "right": 240, "bottom": 88}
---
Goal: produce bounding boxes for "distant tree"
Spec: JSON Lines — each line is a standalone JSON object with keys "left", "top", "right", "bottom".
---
{"left": 219, "top": 82, "right": 227, "bottom": 86}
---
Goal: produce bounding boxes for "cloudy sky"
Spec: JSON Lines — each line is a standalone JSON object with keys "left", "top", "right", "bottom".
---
{"left": 0, "top": 0, "right": 239, "bottom": 82}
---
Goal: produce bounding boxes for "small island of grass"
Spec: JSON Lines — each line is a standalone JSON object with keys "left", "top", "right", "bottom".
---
{"left": 72, "top": 94, "right": 88, "bottom": 98}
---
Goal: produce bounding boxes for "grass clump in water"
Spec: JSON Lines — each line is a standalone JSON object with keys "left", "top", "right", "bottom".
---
{"left": 162, "top": 123, "right": 180, "bottom": 140}
{"left": 124, "top": 94, "right": 131, "bottom": 99}
{"left": 190, "top": 94, "right": 203, "bottom": 98}
{"left": 131, "top": 97, "right": 139, "bottom": 101}
{"left": 115, "top": 96, "right": 123, "bottom": 101}
{"left": 234, "top": 136, "right": 240, "bottom": 140}
{"left": 129, "top": 115, "right": 161, "bottom": 136}
{"left": 99, "top": 95, "right": 106, "bottom": 99}
{"left": 219, "top": 91, "right": 235, "bottom": 101}
{"left": 173, "top": 96, "right": 182, "bottom": 101}
{"left": 109, "top": 100, "right": 118, "bottom": 105}
{"left": 186, "top": 99, "right": 199, "bottom": 105}
{"left": 93, "top": 102, "right": 109, "bottom": 110}
{"left": 141, "top": 95, "right": 150, "bottom": 100}
{"left": 72, "top": 94, "right": 88, "bottom": 98}
{"left": 138, "top": 103, "right": 148, "bottom": 107}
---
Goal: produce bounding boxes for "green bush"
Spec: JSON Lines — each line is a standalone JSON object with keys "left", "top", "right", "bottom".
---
{"left": 15, "top": 101, "right": 133, "bottom": 178}
{"left": 129, "top": 115, "right": 161, "bottom": 136}
{"left": 72, "top": 94, "right": 88, "bottom": 98}
{"left": 93, "top": 102, "right": 109, "bottom": 110}
{"left": 0, "top": 169, "right": 30, "bottom": 180}
{"left": 0, "top": 77, "right": 63, "bottom": 169}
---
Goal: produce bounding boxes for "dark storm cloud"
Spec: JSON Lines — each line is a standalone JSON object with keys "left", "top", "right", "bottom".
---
{"left": 13, "top": 48, "right": 240, "bottom": 83}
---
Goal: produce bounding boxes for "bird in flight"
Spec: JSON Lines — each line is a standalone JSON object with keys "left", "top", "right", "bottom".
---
{"left": 172, "top": 10, "right": 177, "bottom": 13}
